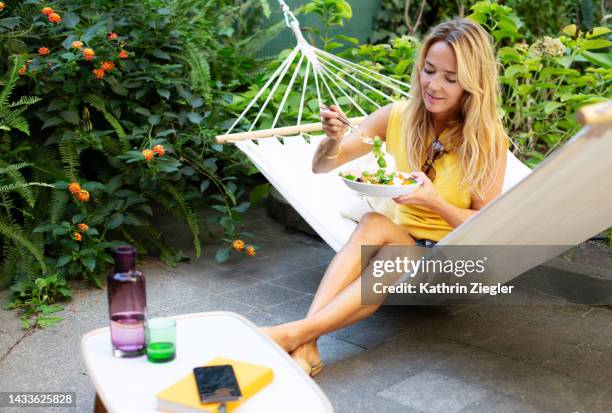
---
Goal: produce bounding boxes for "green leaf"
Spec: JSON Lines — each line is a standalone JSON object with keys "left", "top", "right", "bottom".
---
{"left": 60, "top": 110, "right": 80, "bottom": 125}
{"left": 187, "top": 112, "right": 203, "bottom": 124}
{"left": 62, "top": 35, "right": 78, "bottom": 50}
{"left": 82, "top": 257, "right": 96, "bottom": 272}
{"left": 42, "top": 117, "right": 64, "bottom": 129}
{"left": 57, "top": 255, "right": 72, "bottom": 266}
{"left": 544, "top": 101, "right": 563, "bottom": 115}
{"left": 579, "top": 51, "right": 612, "bottom": 69}
{"left": 134, "top": 107, "right": 151, "bottom": 117}
{"left": 158, "top": 89, "right": 170, "bottom": 99}
{"left": 562, "top": 24, "right": 577, "bottom": 37}
{"left": 63, "top": 12, "right": 80, "bottom": 28}
{"left": 580, "top": 39, "right": 612, "bottom": 50}
{"left": 586, "top": 27, "right": 611, "bottom": 39}
{"left": 393, "top": 60, "right": 411, "bottom": 75}
{"left": 215, "top": 247, "right": 230, "bottom": 263}
{"left": 234, "top": 202, "right": 250, "bottom": 213}
{"left": 41, "top": 304, "right": 64, "bottom": 314}
{"left": 498, "top": 47, "right": 521, "bottom": 64}
{"left": 152, "top": 49, "right": 171, "bottom": 60}
{"left": 38, "top": 316, "right": 63, "bottom": 328}
{"left": 249, "top": 183, "right": 269, "bottom": 206}
{"left": 504, "top": 65, "right": 528, "bottom": 79}
{"left": 148, "top": 115, "right": 160, "bottom": 126}
{"left": 106, "top": 214, "right": 124, "bottom": 230}
{"left": 0, "top": 17, "right": 22, "bottom": 30}
{"left": 83, "top": 21, "right": 106, "bottom": 43}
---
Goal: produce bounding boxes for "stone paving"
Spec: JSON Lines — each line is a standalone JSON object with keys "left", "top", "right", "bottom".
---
{"left": 1, "top": 206, "right": 611, "bottom": 413}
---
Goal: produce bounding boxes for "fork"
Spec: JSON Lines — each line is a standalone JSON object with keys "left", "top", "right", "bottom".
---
{"left": 320, "top": 105, "right": 374, "bottom": 145}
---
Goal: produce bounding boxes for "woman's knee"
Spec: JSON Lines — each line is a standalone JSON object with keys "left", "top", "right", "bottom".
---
{"left": 352, "top": 212, "right": 388, "bottom": 243}
{"left": 359, "top": 212, "right": 388, "bottom": 228}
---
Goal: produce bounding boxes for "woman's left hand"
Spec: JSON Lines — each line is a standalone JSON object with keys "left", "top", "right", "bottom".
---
{"left": 393, "top": 171, "right": 443, "bottom": 208}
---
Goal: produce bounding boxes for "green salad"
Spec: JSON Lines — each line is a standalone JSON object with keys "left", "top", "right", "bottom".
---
{"left": 340, "top": 137, "right": 418, "bottom": 186}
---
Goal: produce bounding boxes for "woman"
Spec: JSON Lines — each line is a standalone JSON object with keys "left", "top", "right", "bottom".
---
{"left": 262, "top": 18, "right": 508, "bottom": 376}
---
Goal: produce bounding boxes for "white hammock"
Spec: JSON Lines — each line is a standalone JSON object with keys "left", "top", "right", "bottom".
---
{"left": 216, "top": 1, "right": 612, "bottom": 287}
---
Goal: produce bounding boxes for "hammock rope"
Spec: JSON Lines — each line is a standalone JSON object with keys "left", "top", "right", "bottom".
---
{"left": 216, "top": 0, "right": 410, "bottom": 143}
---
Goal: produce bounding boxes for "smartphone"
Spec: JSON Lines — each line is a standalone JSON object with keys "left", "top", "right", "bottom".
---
{"left": 193, "top": 365, "right": 243, "bottom": 404}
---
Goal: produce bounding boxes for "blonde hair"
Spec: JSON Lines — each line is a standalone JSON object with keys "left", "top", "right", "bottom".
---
{"left": 400, "top": 18, "right": 507, "bottom": 199}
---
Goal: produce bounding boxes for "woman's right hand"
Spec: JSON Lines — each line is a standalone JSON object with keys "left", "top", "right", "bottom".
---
{"left": 320, "top": 105, "right": 348, "bottom": 141}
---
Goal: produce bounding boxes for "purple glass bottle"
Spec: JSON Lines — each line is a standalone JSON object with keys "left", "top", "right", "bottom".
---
{"left": 107, "top": 245, "right": 147, "bottom": 357}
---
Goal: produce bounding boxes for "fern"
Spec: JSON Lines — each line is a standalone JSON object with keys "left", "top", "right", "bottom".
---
{"left": 0, "top": 217, "right": 46, "bottom": 275}
{"left": 185, "top": 42, "right": 212, "bottom": 104}
{"left": 0, "top": 243, "right": 21, "bottom": 288}
{"left": 9, "top": 96, "right": 41, "bottom": 107}
{"left": 83, "top": 95, "right": 126, "bottom": 139}
{"left": 0, "top": 56, "right": 41, "bottom": 136}
{"left": 0, "top": 56, "right": 22, "bottom": 110}
{"left": 147, "top": 184, "right": 201, "bottom": 257}
{"left": 48, "top": 190, "right": 68, "bottom": 224}
{"left": 58, "top": 133, "right": 79, "bottom": 181}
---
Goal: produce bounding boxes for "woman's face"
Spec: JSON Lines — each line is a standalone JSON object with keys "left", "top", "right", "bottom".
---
{"left": 420, "top": 41, "right": 465, "bottom": 116}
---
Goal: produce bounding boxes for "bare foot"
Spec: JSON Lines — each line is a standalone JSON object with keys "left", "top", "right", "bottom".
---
{"left": 259, "top": 323, "right": 302, "bottom": 352}
{"left": 291, "top": 339, "right": 321, "bottom": 369}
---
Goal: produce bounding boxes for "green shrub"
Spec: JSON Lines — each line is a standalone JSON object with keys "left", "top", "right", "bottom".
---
{"left": 0, "top": 0, "right": 277, "bottom": 327}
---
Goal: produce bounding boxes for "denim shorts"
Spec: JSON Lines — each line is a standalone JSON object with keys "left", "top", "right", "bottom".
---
{"left": 415, "top": 239, "right": 437, "bottom": 248}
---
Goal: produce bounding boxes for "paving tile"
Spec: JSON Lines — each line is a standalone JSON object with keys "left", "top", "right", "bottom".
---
{"left": 328, "top": 313, "right": 409, "bottom": 349}
{"left": 541, "top": 343, "right": 612, "bottom": 386}
{"left": 175, "top": 267, "right": 261, "bottom": 295}
{"left": 432, "top": 346, "right": 607, "bottom": 412}
{"left": 584, "top": 389, "right": 612, "bottom": 413}
{"left": 317, "top": 330, "right": 472, "bottom": 394}
{"left": 459, "top": 392, "right": 551, "bottom": 413}
{"left": 144, "top": 271, "right": 215, "bottom": 313}
{"left": 219, "top": 282, "right": 308, "bottom": 310}
{"left": 523, "top": 304, "right": 612, "bottom": 349}
{"left": 315, "top": 335, "right": 365, "bottom": 366}
{"left": 377, "top": 371, "right": 492, "bottom": 413}
{"left": 264, "top": 295, "right": 314, "bottom": 324}
{"left": 476, "top": 326, "right": 578, "bottom": 366}
{"left": 149, "top": 293, "right": 257, "bottom": 318}
{"left": 265, "top": 263, "right": 327, "bottom": 294}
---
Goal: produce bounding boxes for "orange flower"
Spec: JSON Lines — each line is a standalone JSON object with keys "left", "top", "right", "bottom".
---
{"left": 48, "top": 12, "right": 61, "bottom": 23}
{"left": 92, "top": 68, "right": 105, "bottom": 79}
{"left": 77, "top": 223, "right": 89, "bottom": 232}
{"left": 82, "top": 48, "right": 95, "bottom": 61}
{"left": 246, "top": 246, "right": 256, "bottom": 256}
{"left": 18, "top": 65, "right": 27, "bottom": 76}
{"left": 152, "top": 144, "right": 165, "bottom": 157}
{"left": 68, "top": 182, "right": 81, "bottom": 194}
{"left": 72, "top": 231, "right": 82, "bottom": 241}
{"left": 0, "top": 2, "right": 6, "bottom": 11}
{"left": 41, "top": 7, "right": 54, "bottom": 16}
{"left": 142, "top": 149, "right": 154, "bottom": 161}
{"left": 232, "top": 239, "right": 244, "bottom": 251}
{"left": 118, "top": 50, "right": 129, "bottom": 59}
{"left": 76, "top": 189, "right": 90, "bottom": 202}
{"left": 107, "top": 32, "right": 118, "bottom": 40}
{"left": 100, "top": 61, "right": 115, "bottom": 71}
{"left": 38, "top": 47, "right": 50, "bottom": 56}
{"left": 71, "top": 40, "right": 83, "bottom": 49}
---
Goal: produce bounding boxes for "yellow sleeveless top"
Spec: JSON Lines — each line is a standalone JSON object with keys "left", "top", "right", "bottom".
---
{"left": 386, "top": 101, "right": 471, "bottom": 241}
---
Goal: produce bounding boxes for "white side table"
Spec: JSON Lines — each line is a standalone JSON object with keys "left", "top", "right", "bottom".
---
{"left": 81, "top": 311, "right": 333, "bottom": 413}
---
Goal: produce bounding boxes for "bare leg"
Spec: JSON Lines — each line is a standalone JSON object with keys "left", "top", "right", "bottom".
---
{"left": 262, "top": 212, "right": 415, "bottom": 361}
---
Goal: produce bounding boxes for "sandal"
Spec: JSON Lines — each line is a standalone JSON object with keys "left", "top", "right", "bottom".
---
{"left": 293, "top": 356, "right": 324, "bottom": 377}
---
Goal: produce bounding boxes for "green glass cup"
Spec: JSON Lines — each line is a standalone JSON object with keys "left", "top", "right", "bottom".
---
{"left": 145, "top": 317, "right": 176, "bottom": 363}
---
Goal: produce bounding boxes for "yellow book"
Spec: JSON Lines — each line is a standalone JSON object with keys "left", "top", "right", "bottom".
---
{"left": 156, "top": 357, "right": 274, "bottom": 413}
